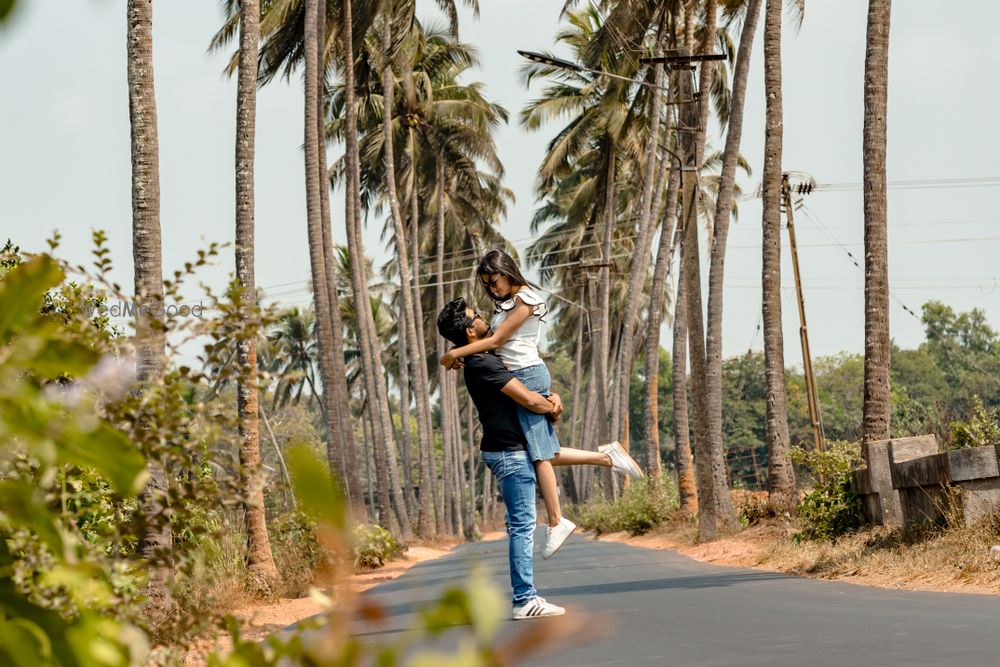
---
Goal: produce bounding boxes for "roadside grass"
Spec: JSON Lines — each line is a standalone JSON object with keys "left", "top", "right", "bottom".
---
{"left": 591, "top": 490, "right": 1000, "bottom": 594}
{"left": 754, "top": 510, "right": 1000, "bottom": 592}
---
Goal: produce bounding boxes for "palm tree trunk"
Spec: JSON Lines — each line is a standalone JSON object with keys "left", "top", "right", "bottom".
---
{"left": 671, "top": 248, "right": 698, "bottom": 514}
{"left": 304, "top": 0, "right": 349, "bottom": 516}
{"left": 342, "top": 0, "right": 412, "bottom": 539}
{"left": 594, "top": 138, "right": 617, "bottom": 447}
{"left": 704, "top": 0, "right": 763, "bottom": 517}
{"left": 361, "top": 398, "right": 391, "bottom": 531}
{"left": 381, "top": 14, "right": 433, "bottom": 531}
{"left": 613, "top": 37, "right": 667, "bottom": 449}
{"left": 128, "top": 0, "right": 170, "bottom": 563}
{"left": 862, "top": 0, "right": 892, "bottom": 445}
{"left": 397, "top": 314, "right": 418, "bottom": 518}
{"left": 433, "top": 166, "right": 449, "bottom": 536}
{"left": 449, "top": 373, "right": 464, "bottom": 537}
{"left": 464, "top": 396, "right": 476, "bottom": 536}
{"left": 762, "top": 0, "right": 797, "bottom": 507}
{"left": 684, "top": 0, "right": 735, "bottom": 538}
{"left": 235, "top": 0, "right": 278, "bottom": 586}
{"left": 408, "top": 132, "right": 437, "bottom": 536}
{"left": 645, "top": 166, "right": 682, "bottom": 479}
{"left": 570, "top": 305, "right": 586, "bottom": 489}
{"left": 679, "top": 176, "right": 716, "bottom": 536}
{"left": 317, "top": 0, "right": 364, "bottom": 513}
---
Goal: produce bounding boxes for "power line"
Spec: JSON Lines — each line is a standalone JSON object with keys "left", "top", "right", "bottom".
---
{"left": 797, "top": 203, "right": 920, "bottom": 319}
{"left": 736, "top": 175, "right": 1000, "bottom": 202}
{"left": 725, "top": 235, "right": 1000, "bottom": 250}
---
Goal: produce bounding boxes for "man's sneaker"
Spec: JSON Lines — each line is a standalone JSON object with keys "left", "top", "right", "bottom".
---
{"left": 599, "top": 441, "right": 644, "bottom": 480}
{"left": 542, "top": 517, "right": 576, "bottom": 559}
{"left": 512, "top": 596, "right": 565, "bottom": 620}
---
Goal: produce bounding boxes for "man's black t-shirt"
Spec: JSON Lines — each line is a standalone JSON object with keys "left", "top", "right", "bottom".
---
{"left": 462, "top": 352, "right": 527, "bottom": 452}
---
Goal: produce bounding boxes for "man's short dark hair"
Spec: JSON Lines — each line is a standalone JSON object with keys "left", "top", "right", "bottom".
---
{"left": 437, "top": 297, "right": 473, "bottom": 346}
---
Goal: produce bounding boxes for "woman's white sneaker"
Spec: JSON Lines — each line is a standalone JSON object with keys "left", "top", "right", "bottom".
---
{"left": 599, "top": 441, "right": 644, "bottom": 480}
{"left": 542, "top": 517, "right": 576, "bottom": 559}
{"left": 512, "top": 596, "right": 565, "bottom": 620}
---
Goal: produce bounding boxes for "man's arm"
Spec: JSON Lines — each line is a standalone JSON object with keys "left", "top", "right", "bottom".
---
{"left": 500, "top": 377, "right": 555, "bottom": 415}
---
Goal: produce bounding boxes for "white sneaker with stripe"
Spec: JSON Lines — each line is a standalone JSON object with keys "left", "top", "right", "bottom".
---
{"left": 511, "top": 596, "right": 565, "bottom": 620}
{"left": 599, "top": 441, "right": 644, "bottom": 480}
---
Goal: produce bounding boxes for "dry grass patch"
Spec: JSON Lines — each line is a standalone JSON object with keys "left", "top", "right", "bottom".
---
{"left": 755, "top": 515, "right": 1000, "bottom": 594}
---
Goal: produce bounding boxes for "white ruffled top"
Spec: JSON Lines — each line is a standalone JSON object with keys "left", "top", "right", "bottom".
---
{"left": 490, "top": 287, "right": 547, "bottom": 371}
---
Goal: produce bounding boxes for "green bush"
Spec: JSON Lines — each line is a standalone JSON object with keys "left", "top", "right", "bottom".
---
{"left": 571, "top": 475, "right": 678, "bottom": 536}
{"left": 352, "top": 524, "right": 404, "bottom": 569}
{"left": 271, "top": 511, "right": 326, "bottom": 596}
{"left": 947, "top": 395, "right": 1000, "bottom": 450}
{"left": 790, "top": 441, "right": 866, "bottom": 541}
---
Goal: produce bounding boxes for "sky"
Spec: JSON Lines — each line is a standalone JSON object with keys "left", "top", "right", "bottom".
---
{"left": 1, "top": 0, "right": 998, "bottom": 367}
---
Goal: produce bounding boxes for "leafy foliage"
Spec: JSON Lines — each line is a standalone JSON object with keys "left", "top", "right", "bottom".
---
{"left": 352, "top": 524, "right": 404, "bottom": 569}
{"left": 790, "top": 441, "right": 865, "bottom": 542}
{"left": 571, "top": 475, "right": 678, "bottom": 536}
{"left": 0, "top": 254, "right": 150, "bottom": 666}
{"left": 947, "top": 395, "right": 1000, "bottom": 450}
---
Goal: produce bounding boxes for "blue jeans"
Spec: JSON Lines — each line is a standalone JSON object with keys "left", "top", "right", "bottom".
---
{"left": 481, "top": 449, "right": 537, "bottom": 606}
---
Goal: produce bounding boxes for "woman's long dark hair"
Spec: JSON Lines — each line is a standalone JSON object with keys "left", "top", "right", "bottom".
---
{"left": 476, "top": 249, "right": 529, "bottom": 303}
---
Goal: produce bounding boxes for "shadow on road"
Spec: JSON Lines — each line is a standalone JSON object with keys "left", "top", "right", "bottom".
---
{"left": 546, "top": 570, "right": 789, "bottom": 598}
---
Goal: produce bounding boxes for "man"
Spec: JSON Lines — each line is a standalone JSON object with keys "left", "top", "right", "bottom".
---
{"left": 437, "top": 297, "right": 567, "bottom": 620}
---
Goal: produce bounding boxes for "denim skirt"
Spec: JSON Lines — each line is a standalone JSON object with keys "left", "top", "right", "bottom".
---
{"left": 510, "top": 363, "right": 561, "bottom": 462}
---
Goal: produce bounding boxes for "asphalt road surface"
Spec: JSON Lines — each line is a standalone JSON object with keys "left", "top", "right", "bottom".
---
{"left": 351, "top": 530, "right": 1000, "bottom": 666}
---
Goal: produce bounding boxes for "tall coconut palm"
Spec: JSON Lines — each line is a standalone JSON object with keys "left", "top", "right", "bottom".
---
{"left": 761, "top": 0, "right": 797, "bottom": 506}
{"left": 672, "top": 0, "right": 739, "bottom": 539}
{"left": 127, "top": 0, "right": 170, "bottom": 562}
{"left": 234, "top": 0, "right": 279, "bottom": 584}
{"left": 211, "top": 0, "right": 364, "bottom": 513}
{"left": 862, "top": 0, "right": 892, "bottom": 445}
{"left": 345, "top": 0, "right": 415, "bottom": 538}
{"left": 377, "top": 4, "right": 441, "bottom": 537}
{"left": 268, "top": 306, "right": 321, "bottom": 410}
{"left": 702, "top": 0, "right": 763, "bottom": 526}
{"left": 316, "top": 0, "right": 365, "bottom": 511}
{"left": 302, "top": 0, "right": 355, "bottom": 516}
{"left": 521, "top": 6, "right": 641, "bottom": 456}
{"left": 331, "top": 19, "right": 509, "bottom": 534}
{"left": 610, "top": 20, "right": 668, "bottom": 450}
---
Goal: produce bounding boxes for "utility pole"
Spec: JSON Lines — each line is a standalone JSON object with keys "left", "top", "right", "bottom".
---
{"left": 781, "top": 174, "right": 824, "bottom": 452}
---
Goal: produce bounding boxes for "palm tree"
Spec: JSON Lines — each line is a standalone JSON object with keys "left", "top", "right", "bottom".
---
{"left": 862, "top": 0, "right": 892, "bottom": 445}
{"left": 302, "top": 0, "right": 355, "bottom": 516}
{"left": 761, "top": 0, "right": 797, "bottom": 507}
{"left": 317, "top": 1, "right": 365, "bottom": 512}
{"left": 672, "top": 0, "right": 740, "bottom": 539}
{"left": 339, "top": 0, "right": 414, "bottom": 539}
{"left": 331, "top": 19, "right": 509, "bottom": 534}
{"left": 268, "top": 307, "right": 321, "bottom": 410}
{"left": 609, "top": 14, "right": 669, "bottom": 451}
{"left": 521, "top": 6, "right": 640, "bottom": 458}
{"left": 376, "top": 4, "right": 441, "bottom": 538}
{"left": 127, "top": 0, "right": 170, "bottom": 562}
{"left": 703, "top": 0, "right": 764, "bottom": 526}
{"left": 234, "top": 0, "right": 278, "bottom": 584}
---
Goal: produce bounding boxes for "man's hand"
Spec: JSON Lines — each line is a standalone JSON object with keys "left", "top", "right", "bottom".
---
{"left": 440, "top": 351, "right": 464, "bottom": 370}
{"left": 546, "top": 392, "right": 564, "bottom": 422}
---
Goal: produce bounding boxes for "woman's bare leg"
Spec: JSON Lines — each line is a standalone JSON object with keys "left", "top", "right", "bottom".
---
{"left": 550, "top": 447, "right": 611, "bottom": 467}
{"left": 534, "top": 459, "right": 562, "bottom": 526}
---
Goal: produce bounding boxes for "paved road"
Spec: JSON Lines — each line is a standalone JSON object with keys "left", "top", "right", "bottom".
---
{"left": 351, "top": 530, "right": 1000, "bottom": 666}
